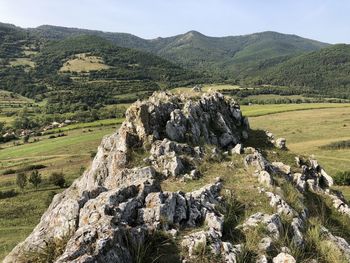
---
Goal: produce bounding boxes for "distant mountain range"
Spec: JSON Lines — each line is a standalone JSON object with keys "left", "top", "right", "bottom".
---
{"left": 1, "top": 21, "right": 350, "bottom": 100}
{"left": 30, "top": 25, "right": 329, "bottom": 77}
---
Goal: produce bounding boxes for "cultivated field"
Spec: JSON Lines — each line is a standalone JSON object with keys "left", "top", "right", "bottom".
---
{"left": 0, "top": 90, "right": 35, "bottom": 124}
{"left": 59, "top": 53, "right": 110, "bottom": 72}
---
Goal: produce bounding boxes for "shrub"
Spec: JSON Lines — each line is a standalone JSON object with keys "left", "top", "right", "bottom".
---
{"left": 49, "top": 172, "right": 66, "bottom": 188}
{"left": 16, "top": 172, "right": 27, "bottom": 190}
{"left": 3, "top": 164, "right": 46, "bottom": 175}
{"left": 2, "top": 169, "right": 16, "bottom": 175}
{"left": 333, "top": 171, "right": 350, "bottom": 186}
{"left": 217, "top": 191, "right": 245, "bottom": 242}
{"left": 29, "top": 170, "right": 42, "bottom": 188}
{"left": 23, "top": 135, "right": 30, "bottom": 143}
{"left": 320, "top": 140, "right": 350, "bottom": 150}
{"left": 0, "top": 189, "right": 17, "bottom": 199}
{"left": 90, "top": 151, "right": 97, "bottom": 159}
{"left": 45, "top": 191, "right": 57, "bottom": 206}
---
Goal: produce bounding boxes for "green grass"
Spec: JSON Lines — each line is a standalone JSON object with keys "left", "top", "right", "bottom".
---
{"left": 247, "top": 106, "right": 350, "bottom": 175}
{"left": 48, "top": 118, "right": 124, "bottom": 133}
{"left": 241, "top": 103, "right": 350, "bottom": 117}
{"left": 0, "top": 128, "right": 116, "bottom": 160}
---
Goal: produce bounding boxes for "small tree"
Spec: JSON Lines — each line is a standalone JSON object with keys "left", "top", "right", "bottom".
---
{"left": 49, "top": 172, "right": 66, "bottom": 188}
{"left": 16, "top": 173, "right": 27, "bottom": 191}
{"left": 23, "top": 135, "right": 30, "bottom": 144}
{"left": 29, "top": 170, "right": 42, "bottom": 188}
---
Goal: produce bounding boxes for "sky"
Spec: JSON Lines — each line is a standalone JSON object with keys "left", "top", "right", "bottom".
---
{"left": 0, "top": 0, "right": 349, "bottom": 44}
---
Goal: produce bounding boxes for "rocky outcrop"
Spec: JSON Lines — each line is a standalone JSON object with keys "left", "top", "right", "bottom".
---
{"left": 266, "top": 131, "right": 287, "bottom": 149}
{"left": 5, "top": 91, "right": 350, "bottom": 262}
{"left": 4, "top": 92, "right": 249, "bottom": 263}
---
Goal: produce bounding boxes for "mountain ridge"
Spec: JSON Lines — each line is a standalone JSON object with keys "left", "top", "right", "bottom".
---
{"left": 28, "top": 24, "right": 330, "bottom": 76}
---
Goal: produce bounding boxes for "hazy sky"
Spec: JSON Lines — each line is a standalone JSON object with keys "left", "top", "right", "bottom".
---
{"left": 0, "top": 0, "right": 349, "bottom": 43}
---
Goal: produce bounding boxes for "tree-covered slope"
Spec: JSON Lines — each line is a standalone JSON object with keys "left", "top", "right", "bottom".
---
{"left": 30, "top": 25, "right": 329, "bottom": 77}
{"left": 35, "top": 34, "right": 195, "bottom": 82}
{"left": 253, "top": 44, "right": 350, "bottom": 98}
{"left": 147, "top": 31, "right": 328, "bottom": 76}
{"left": 0, "top": 29, "right": 201, "bottom": 113}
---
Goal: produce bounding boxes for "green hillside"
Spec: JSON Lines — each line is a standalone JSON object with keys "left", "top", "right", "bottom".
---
{"left": 2, "top": 22, "right": 350, "bottom": 104}
{"left": 30, "top": 26, "right": 329, "bottom": 77}
{"left": 0, "top": 30, "right": 201, "bottom": 115}
{"left": 251, "top": 44, "right": 350, "bottom": 98}
{"left": 147, "top": 31, "right": 328, "bottom": 76}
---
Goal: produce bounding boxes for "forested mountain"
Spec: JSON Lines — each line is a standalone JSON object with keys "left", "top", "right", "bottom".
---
{"left": 0, "top": 24, "right": 201, "bottom": 113}
{"left": 2, "top": 21, "right": 350, "bottom": 103}
{"left": 248, "top": 44, "right": 350, "bottom": 98}
{"left": 30, "top": 25, "right": 329, "bottom": 76}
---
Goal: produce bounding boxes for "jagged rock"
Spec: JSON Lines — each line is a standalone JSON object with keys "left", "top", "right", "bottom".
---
{"left": 244, "top": 151, "right": 271, "bottom": 172}
{"left": 181, "top": 231, "right": 207, "bottom": 257}
{"left": 163, "top": 154, "right": 185, "bottom": 177}
{"left": 291, "top": 217, "right": 305, "bottom": 247}
{"left": 291, "top": 157, "right": 335, "bottom": 193}
{"left": 222, "top": 242, "right": 241, "bottom": 263}
{"left": 326, "top": 191, "right": 350, "bottom": 218}
{"left": 150, "top": 138, "right": 202, "bottom": 158}
{"left": 231, "top": 143, "right": 243, "bottom": 154}
{"left": 265, "top": 192, "right": 296, "bottom": 217}
{"left": 211, "top": 147, "right": 221, "bottom": 159}
{"left": 183, "top": 169, "right": 202, "bottom": 181}
{"left": 275, "top": 138, "right": 287, "bottom": 149}
{"left": 190, "top": 169, "right": 201, "bottom": 179}
{"left": 258, "top": 237, "right": 273, "bottom": 252}
{"left": 256, "top": 254, "right": 269, "bottom": 263}
{"left": 272, "top": 162, "right": 291, "bottom": 175}
{"left": 320, "top": 168, "right": 333, "bottom": 187}
{"left": 266, "top": 131, "right": 274, "bottom": 140}
{"left": 292, "top": 173, "right": 307, "bottom": 192}
{"left": 241, "top": 212, "right": 283, "bottom": 239}
{"left": 5, "top": 92, "right": 247, "bottom": 263}
{"left": 272, "top": 252, "right": 296, "bottom": 263}
{"left": 205, "top": 212, "right": 223, "bottom": 233}
{"left": 255, "top": 170, "right": 274, "bottom": 187}
{"left": 5, "top": 91, "right": 350, "bottom": 262}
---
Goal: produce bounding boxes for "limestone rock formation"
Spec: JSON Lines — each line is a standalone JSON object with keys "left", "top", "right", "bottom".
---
{"left": 4, "top": 91, "right": 350, "bottom": 263}
{"left": 4, "top": 92, "right": 248, "bottom": 263}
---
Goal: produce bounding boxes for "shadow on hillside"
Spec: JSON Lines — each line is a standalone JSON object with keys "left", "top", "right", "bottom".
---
{"left": 244, "top": 129, "right": 274, "bottom": 151}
